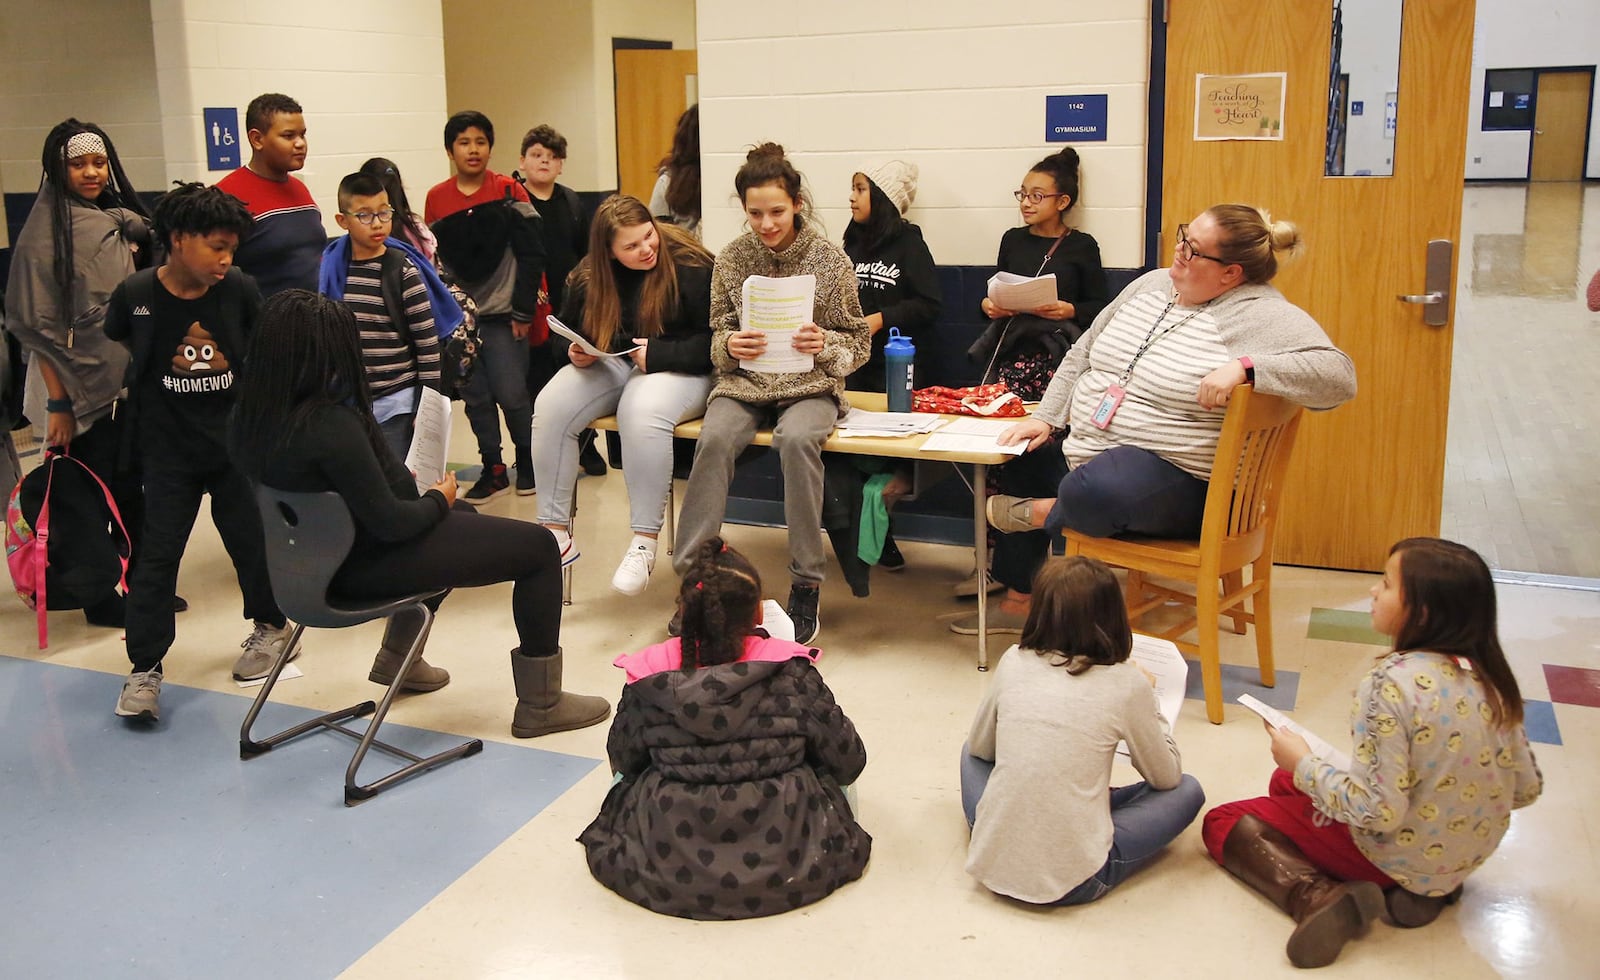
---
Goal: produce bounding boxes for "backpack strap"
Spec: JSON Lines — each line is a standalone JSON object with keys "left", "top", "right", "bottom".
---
{"left": 29, "top": 454, "right": 58, "bottom": 648}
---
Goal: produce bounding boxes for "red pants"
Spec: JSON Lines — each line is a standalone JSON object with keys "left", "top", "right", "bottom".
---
{"left": 1202, "top": 769, "right": 1396, "bottom": 887}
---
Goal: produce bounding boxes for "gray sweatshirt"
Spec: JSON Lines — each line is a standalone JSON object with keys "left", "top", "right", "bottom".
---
{"left": 1034, "top": 269, "right": 1357, "bottom": 479}
{"left": 965, "top": 645, "right": 1182, "bottom": 903}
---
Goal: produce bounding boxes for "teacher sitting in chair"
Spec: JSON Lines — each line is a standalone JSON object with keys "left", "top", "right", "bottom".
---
{"left": 954, "top": 204, "right": 1357, "bottom": 636}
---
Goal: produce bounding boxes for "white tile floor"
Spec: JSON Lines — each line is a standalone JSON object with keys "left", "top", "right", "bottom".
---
{"left": 3, "top": 440, "right": 1594, "bottom": 978}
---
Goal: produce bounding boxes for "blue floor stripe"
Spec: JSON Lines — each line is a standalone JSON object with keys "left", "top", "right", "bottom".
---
{"left": 1522, "top": 699, "right": 1562, "bottom": 746}
{"left": 0, "top": 656, "right": 599, "bottom": 978}
{"left": 1183, "top": 659, "right": 1300, "bottom": 711}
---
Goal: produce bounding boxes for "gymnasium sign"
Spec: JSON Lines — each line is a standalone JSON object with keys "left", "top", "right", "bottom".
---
{"left": 1045, "top": 95, "right": 1108, "bottom": 142}
{"left": 1194, "top": 72, "right": 1287, "bottom": 141}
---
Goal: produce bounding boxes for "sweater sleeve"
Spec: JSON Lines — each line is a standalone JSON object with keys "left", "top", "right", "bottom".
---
{"left": 1218, "top": 290, "right": 1357, "bottom": 410}
{"left": 644, "top": 263, "right": 714, "bottom": 375}
{"left": 1294, "top": 666, "right": 1411, "bottom": 832}
{"left": 1060, "top": 234, "right": 1109, "bottom": 329}
{"left": 707, "top": 247, "right": 743, "bottom": 374}
{"left": 1121, "top": 671, "right": 1183, "bottom": 790}
{"left": 812, "top": 245, "right": 871, "bottom": 379}
{"left": 874, "top": 228, "right": 942, "bottom": 332}
{"left": 401, "top": 260, "right": 441, "bottom": 385}
{"left": 1510, "top": 728, "right": 1544, "bottom": 809}
{"left": 315, "top": 408, "right": 448, "bottom": 543}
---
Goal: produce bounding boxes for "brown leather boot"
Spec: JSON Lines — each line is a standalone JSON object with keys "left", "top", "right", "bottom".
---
{"left": 509, "top": 648, "right": 610, "bottom": 738}
{"left": 367, "top": 612, "right": 450, "bottom": 692}
{"left": 1221, "top": 814, "right": 1386, "bottom": 968}
{"left": 1385, "top": 883, "right": 1463, "bottom": 928}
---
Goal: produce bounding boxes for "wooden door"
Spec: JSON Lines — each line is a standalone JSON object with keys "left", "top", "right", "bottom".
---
{"left": 1530, "top": 70, "right": 1592, "bottom": 182}
{"left": 1164, "top": 0, "right": 1475, "bottom": 571}
{"left": 614, "top": 48, "right": 697, "bottom": 201}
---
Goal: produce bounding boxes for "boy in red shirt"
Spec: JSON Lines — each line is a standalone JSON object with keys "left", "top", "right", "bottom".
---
{"left": 425, "top": 111, "right": 547, "bottom": 501}
{"left": 216, "top": 93, "right": 324, "bottom": 297}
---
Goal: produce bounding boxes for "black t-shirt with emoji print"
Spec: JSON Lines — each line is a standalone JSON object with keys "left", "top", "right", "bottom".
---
{"left": 137, "top": 274, "right": 260, "bottom": 456}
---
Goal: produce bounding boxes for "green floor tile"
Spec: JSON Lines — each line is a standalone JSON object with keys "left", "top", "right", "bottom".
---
{"left": 1308, "top": 607, "right": 1389, "bottom": 646}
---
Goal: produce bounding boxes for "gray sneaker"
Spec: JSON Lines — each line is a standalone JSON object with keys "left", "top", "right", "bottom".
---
{"left": 115, "top": 669, "right": 163, "bottom": 721}
{"left": 232, "top": 622, "right": 295, "bottom": 681}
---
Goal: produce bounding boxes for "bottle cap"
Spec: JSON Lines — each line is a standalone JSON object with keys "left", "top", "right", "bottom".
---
{"left": 884, "top": 327, "right": 915, "bottom": 354}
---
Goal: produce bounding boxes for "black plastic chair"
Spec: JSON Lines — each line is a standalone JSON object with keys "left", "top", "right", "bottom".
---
{"left": 242, "top": 488, "right": 482, "bottom": 805}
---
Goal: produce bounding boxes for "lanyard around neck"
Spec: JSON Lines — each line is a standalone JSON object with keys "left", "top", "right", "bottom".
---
{"left": 1117, "top": 296, "right": 1209, "bottom": 388}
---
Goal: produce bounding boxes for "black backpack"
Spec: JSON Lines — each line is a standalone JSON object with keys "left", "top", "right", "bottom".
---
{"left": 375, "top": 248, "right": 479, "bottom": 399}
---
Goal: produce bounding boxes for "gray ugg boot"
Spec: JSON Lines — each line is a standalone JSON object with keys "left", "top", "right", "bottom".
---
{"left": 368, "top": 611, "right": 450, "bottom": 692}
{"left": 510, "top": 648, "right": 611, "bottom": 738}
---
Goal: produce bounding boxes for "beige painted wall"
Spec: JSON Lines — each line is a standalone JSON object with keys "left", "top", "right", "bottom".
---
{"left": 441, "top": 0, "right": 694, "bottom": 191}
{"left": 695, "top": 0, "right": 1151, "bottom": 267}
{"left": 0, "top": 0, "right": 165, "bottom": 196}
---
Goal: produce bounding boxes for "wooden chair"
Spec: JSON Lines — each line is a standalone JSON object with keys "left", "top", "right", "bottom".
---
{"left": 1062, "top": 386, "right": 1305, "bottom": 724}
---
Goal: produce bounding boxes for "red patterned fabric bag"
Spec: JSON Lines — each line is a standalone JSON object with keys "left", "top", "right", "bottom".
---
{"left": 911, "top": 382, "right": 1026, "bottom": 417}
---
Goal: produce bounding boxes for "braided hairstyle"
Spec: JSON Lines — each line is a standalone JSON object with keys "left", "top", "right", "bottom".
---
{"left": 230, "top": 290, "right": 384, "bottom": 482}
{"left": 38, "top": 118, "right": 150, "bottom": 314}
{"left": 676, "top": 536, "right": 763, "bottom": 669}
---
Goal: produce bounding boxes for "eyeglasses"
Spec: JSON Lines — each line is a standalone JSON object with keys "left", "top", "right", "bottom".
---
{"left": 1014, "top": 189, "right": 1062, "bottom": 205}
{"left": 343, "top": 208, "right": 396, "bottom": 226}
{"left": 1176, "top": 224, "right": 1228, "bottom": 264}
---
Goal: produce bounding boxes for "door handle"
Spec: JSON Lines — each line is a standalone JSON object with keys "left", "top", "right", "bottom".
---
{"left": 1535, "top": 129, "right": 1545, "bottom": 135}
{"left": 1395, "top": 239, "right": 1452, "bottom": 326}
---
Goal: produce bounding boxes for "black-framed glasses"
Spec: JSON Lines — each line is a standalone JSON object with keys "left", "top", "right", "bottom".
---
{"left": 1176, "top": 224, "right": 1228, "bottom": 264}
{"left": 343, "top": 207, "right": 396, "bottom": 226}
{"left": 1014, "top": 189, "right": 1062, "bottom": 205}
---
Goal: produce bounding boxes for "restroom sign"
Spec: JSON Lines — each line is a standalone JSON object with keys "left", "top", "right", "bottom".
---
{"left": 1045, "top": 95, "right": 1108, "bottom": 142}
{"left": 204, "top": 107, "right": 240, "bottom": 171}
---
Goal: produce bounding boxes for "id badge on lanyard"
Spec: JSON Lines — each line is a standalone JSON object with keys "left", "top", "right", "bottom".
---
{"left": 1090, "top": 383, "right": 1125, "bottom": 429}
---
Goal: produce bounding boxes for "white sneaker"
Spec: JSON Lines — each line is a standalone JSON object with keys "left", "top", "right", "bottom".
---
{"left": 550, "top": 528, "right": 580, "bottom": 568}
{"left": 610, "top": 540, "right": 657, "bottom": 596}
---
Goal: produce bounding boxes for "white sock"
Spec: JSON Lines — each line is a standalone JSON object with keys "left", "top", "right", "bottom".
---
{"left": 630, "top": 534, "right": 658, "bottom": 555}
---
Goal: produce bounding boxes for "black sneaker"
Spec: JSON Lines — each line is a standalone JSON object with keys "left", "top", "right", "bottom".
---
{"left": 787, "top": 584, "right": 821, "bottom": 645}
{"left": 465, "top": 464, "right": 511, "bottom": 502}
{"left": 878, "top": 533, "right": 906, "bottom": 572}
{"left": 514, "top": 450, "right": 536, "bottom": 495}
{"left": 578, "top": 429, "right": 607, "bottom": 477}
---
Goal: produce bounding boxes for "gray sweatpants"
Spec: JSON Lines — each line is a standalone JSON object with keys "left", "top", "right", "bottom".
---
{"left": 672, "top": 394, "right": 838, "bottom": 586}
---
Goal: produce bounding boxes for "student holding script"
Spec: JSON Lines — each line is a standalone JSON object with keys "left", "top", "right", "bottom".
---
{"left": 531, "top": 195, "right": 714, "bottom": 595}
{"left": 670, "top": 144, "right": 869, "bottom": 645}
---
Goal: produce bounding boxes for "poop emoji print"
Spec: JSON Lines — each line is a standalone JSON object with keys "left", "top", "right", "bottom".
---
{"left": 163, "top": 323, "right": 235, "bottom": 394}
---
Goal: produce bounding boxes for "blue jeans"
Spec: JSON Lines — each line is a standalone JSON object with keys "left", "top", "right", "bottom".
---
{"left": 378, "top": 412, "right": 415, "bottom": 466}
{"left": 960, "top": 749, "right": 1205, "bottom": 905}
{"left": 1045, "top": 445, "right": 1208, "bottom": 540}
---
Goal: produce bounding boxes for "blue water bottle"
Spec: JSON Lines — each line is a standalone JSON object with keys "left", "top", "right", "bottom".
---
{"left": 884, "top": 328, "right": 915, "bottom": 412}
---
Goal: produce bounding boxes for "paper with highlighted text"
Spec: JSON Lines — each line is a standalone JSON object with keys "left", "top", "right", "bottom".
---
{"left": 739, "top": 274, "right": 816, "bottom": 374}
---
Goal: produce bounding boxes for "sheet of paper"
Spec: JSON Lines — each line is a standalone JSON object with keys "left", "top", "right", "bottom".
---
{"left": 234, "top": 663, "right": 303, "bottom": 689}
{"left": 761, "top": 599, "right": 795, "bottom": 642}
{"left": 1237, "top": 693, "right": 1354, "bottom": 772}
{"left": 1117, "top": 634, "right": 1189, "bottom": 759}
{"left": 739, "top": 274, "right": 816, "bottom": 374}
{"left": 834, "top": 409, "right": 944, "bottom": 438}
{"left": 404, "top": 387, "right": 453, "bottom": 493}
{"left": 987, "top": 271, "right": 1058, "bottom": 311}
{"left": 920, "top": 417, "right": 1029, "bottom": 456}
{"left": 548, "top": 315, "right": 638, "bottom": 358}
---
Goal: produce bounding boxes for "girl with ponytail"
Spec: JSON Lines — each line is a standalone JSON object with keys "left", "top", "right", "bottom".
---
{"left": 580, "top": 535, "right": 871, "bottom": 920}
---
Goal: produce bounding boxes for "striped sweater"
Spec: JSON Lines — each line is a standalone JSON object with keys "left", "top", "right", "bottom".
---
{"left": 343, "top": 256, "right": 439, "bottom": 398}
{"left": 215, "top": 167, "right": 325, "bottom": 297}
{"left": 1034, "top": 269, "right": 1356, "bottom": 479}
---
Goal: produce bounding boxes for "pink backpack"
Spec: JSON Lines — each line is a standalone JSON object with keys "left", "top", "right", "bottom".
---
{"left": 6, "top": 451, "right": 131, "bottom": 649}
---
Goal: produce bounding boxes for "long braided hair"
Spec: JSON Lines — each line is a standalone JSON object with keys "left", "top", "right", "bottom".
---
{"left": 230, "top": 290, "right": 386, "bottom": 482}
{"left": 37, "top": 118, "right": 149, "bottom": 314}
{"left": 676, "top": 536, "right": 763, "bottom": 669}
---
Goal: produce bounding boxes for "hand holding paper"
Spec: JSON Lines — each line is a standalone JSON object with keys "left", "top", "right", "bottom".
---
{"left": 738, "top": 274, "right": 817, "bottom": 373}
{"left": 987, "top": 271, "right": 1058, "bottom": 312}
{"left": 548, "top": 315, "right": 639, "bottom": 359}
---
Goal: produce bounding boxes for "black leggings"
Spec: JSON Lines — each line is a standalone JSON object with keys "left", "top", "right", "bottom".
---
{"left": 332, "top": 505, "right": 562, "bottom": 656}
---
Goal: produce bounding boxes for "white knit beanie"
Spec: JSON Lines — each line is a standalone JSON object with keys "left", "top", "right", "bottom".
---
{"left": 863, "top": 160, "right": 918, "bottom": 216}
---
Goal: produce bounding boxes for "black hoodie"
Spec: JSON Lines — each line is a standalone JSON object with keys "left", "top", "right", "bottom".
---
{"left": 843, "top": 220, "right": 942, "bottom": 391}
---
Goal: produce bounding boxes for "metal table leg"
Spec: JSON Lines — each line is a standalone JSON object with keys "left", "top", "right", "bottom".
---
{"left": 973, "top": 462, "right": 989, "bottom": 671}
